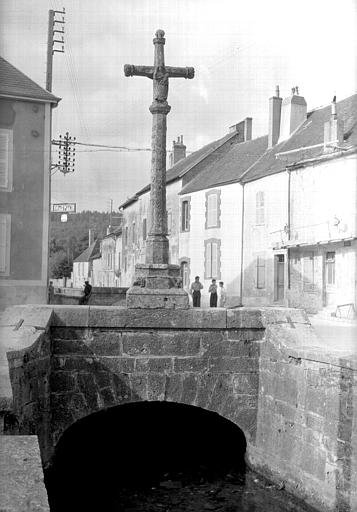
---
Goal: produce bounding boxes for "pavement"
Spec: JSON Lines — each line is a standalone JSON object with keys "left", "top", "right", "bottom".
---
{"left": 308, "top": 314, "right": 357, "bottom": 355}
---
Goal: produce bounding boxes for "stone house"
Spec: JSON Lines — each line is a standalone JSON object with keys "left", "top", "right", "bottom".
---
{"left": 0, "top": 57, "right": 60, "bottom": 309}
{"left": 72, "top": 239, "right": 100, "bottom": 288}
{"left": 91, "top": 227, "right": 122, "bottom": 287}
{"left": 242, "top": 91, "right": 357, "bottom": 314}
{"left": 119, "top": 126, "right": 249, "bottom": 287}
{"left": 178, "top": 119, "right": 267, "bottom": 306}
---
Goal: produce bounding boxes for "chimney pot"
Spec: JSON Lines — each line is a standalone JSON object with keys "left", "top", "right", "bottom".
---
{"left": 169, "top": 135, "right": 186, "bottom": 167}
{"left": 278, "top": 89, "right": 307, "bottom": 142}
{"left": 268, "top": 86, "right": 282, "bottom": 148}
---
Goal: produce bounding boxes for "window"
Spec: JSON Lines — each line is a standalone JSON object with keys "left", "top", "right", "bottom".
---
{"left": 181, "top": 199, "right": 190, "bottom": 232}
{"left": 132, "top": 222, "right": 136, "bottom": 244}
{"left": 167, "top": 210, "right": 172, "bottom": 234}
{"left": 125, "top": 226, "right": 128, "bottom": 246}
{"left": 256, "top": 254, "right": 266, "bottom": 289}
{"left": 124, "top": 256, "right": 127, "bottom": 272}
{"left": 256, "top": 191, "right": 265, "bottom": 225}
{"left": 303, "top": 252, "right": 315, "bottom": 291}
{"left": 142, "top": 218, "right": 147, "bottom": 240}
{"left": 204, "top": 239, "right": 221, "bottom": 279}
{"left": 179, "top": 258, "right": 190, "bottom": 289}
{"left": 0, "top": 214, "right": 11, "bottom": 275}
{"left": 205, "top": 190, "right": 221, "bottom": 229}
{"left": 107, "top": 253, "right": 113, "bottom": 269}
{"left": 326, "top": 251, "right": 335, "bottom": 285}
{"left": 0, "top": 129, "right": 13, "bottom": 192}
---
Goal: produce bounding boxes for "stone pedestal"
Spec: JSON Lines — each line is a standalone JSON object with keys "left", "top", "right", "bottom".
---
{"left": 126, "top": 263, "right": 189, "bottom": 309}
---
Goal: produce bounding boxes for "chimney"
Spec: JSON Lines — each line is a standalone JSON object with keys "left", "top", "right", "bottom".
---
{"left": 88, "top": 228, "right": 92, "bottom": 246}
{"left": 279, "top": 86, "right": 307, "bottom": 142}
{"left": 268, "top": 85, "right": 282, "bottom": 148}
{"left": 169, "top": 135, "right": 186, "bottom": 167}
{"left": 324, "top": 96, "right": 344, "bottom": 151}
{"left": 229, "top": 117, "right": 252, "bottom": 141}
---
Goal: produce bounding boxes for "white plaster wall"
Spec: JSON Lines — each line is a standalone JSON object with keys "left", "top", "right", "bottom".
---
{"left": 243, "top": 172, "right": 289, "bottom": 305}
{"left": 290, "top": 155, "right": 357, "bottom": 243}
{"left": 179, "top": 183, "right": 243, "bottom": 307}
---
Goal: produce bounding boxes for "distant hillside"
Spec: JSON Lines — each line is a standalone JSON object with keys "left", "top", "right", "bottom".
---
{"left": 49, "top": 211, "right": 121, "bottom": 278}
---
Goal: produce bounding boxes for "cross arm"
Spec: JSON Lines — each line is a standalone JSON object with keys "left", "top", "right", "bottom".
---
{"left": 124, "top": 64, "right": 154, "bottom": 78}
{"left": 166, "top": 66, "right": 195, "bottom": 79}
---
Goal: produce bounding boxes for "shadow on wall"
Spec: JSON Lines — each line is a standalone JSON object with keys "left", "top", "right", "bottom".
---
{"left": 45, "top": 402, "right": 247, "bottom": 511}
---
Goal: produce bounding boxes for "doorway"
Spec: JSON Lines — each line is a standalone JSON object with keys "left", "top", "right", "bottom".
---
{"left": 274, "top": 254, "right": 285, "bottom": 302}
{"left": 324, "top": 251, "right": 336, "bottom": 307}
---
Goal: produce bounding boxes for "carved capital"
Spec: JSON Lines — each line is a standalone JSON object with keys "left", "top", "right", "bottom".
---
{"left": 149, "top": 101, "right": 171, "bottom": 115}
{"left": 153, "top": 29, "right": 165, "bottom": 44}
{"left": 124, "top": 64, "right": 134, "bottom": 77}
{"left": 186, "top": 67, "right": 195, "bottom": 79}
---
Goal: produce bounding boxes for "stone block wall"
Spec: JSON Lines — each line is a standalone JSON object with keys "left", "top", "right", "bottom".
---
{"left": 250, "top": 322, "right": 357, "bottom": 512}
{"left": 4, "top": 304, "right": 357, "bottom": 511}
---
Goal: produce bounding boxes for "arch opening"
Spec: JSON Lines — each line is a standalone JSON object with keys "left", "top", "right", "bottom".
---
{"left": 45, "top": 401, "right": 247, "bottom": 511}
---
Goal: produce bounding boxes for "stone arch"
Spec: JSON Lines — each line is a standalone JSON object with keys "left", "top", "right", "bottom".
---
{"left": 45, "top": 401, "right": 247, "bottom": 511}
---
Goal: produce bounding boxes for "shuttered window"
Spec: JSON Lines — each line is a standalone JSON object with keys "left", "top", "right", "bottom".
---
{"left": 0, "top": 214, "right": 11, "bottom": 275}
{"left": 205, "top": 190, "right": 221, "bottom": 229}
{"left": 256, "top": 255, "right": 266, "bottom": 289}
{"left": 303, "top": 252, "right": 315, "bottom": 291}
{"left": 204, "top": 239, "right": 221, "bottom": 279}
{"left": 0, "top": 129, "right": 13, "bottom": 191}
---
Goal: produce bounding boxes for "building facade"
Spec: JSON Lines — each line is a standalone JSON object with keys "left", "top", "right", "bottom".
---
{"left": 0, "top": 57, "right": 60, "bottom": 309}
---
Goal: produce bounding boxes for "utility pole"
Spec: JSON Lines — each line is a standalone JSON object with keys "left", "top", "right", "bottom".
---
{"left": 46, "top": 8, "right": 65, "bottom": 92}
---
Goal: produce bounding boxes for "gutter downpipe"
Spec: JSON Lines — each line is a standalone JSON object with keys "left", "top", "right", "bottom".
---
{"left": 239, "top": 183, "right": 245, "bottom": 306}
{"left": 287, "top": 169, "right": 291, "bottom": 291}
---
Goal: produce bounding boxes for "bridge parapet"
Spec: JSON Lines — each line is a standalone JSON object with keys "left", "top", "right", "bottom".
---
{"left": 4, "top": 305, "right": 356, "bottom": 511}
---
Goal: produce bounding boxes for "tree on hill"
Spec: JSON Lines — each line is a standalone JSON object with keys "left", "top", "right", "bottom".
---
{"left": 49, "top": 210, "right": 121, "bottom": 278}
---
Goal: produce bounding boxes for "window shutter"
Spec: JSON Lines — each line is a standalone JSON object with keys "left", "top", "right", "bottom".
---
{"left": 211, "top": 242, "right": 218, "bottom": 278}
{"left": 0, "top": 215, "right": 10, "bottom": 273}
{"left": 207, "top": 194, "right": 217, "bottom": 227}
{"left": 142, "top": 218, "right": 147, "bottom": 240}
{"left": 205, "top": 242, "right": 212, "bottom": 278}
{"left": 0, "top": 132, "right": 9, "bottom": 189}
{"left": 256, "top": 255, "right": 266, "bottom": 289}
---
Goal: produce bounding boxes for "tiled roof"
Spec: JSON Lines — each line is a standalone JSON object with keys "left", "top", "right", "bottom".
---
{"left": 73, "top": 239, "right": 101, "bottom": 263}
{"left": 241, "top": 93, "right": 357, "bottom": 183}
{"left": 0, "top": 56, "right": 60, "bottom": 103}
{"left": 180, "top": 135, "right": 268, "bottom": 194}
{"left": 119, "top": 131, "right": 238, "bottom": 209}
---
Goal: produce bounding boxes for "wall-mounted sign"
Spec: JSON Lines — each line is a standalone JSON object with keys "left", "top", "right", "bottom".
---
{"left": 60, "top": 214, "right": 68, "bottom": 223}
{"left": 52, "top": 203, "right": 76, "bottom": 213}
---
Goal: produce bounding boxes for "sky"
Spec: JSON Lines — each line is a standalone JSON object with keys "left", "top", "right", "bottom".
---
{"left": 1, "top": 0, "right": 356, "bottom": 212}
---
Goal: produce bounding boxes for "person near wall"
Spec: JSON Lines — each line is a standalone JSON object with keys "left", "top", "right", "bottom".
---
{"left": 47, "top": 281, "right": 54, "bottom": 304}
{"left": 79, "top": 280, "right": 92, "bottom": 305}
{"left": 190, "top": 276, "right": 203, "bottom": 307}
{"left": 208, "top": 279, "right": 218, "bottom": 307}
{"left": 218, "top": 281, "right": 227, "bottom": 308}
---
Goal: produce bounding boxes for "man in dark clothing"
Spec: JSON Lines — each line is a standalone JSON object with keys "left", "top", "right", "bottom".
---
{"left": 79, "top": 281, "right": 92, "bottom": 305}
{"left": 190, "top": 276, "right": 203, "bottom": 307}
{"left": 209, "top": 279, "right": 218, "bottom": 307}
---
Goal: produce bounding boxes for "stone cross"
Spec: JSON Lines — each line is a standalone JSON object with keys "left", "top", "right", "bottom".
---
{"left": 124, "top": 29, "right": 194, "bottom": 265}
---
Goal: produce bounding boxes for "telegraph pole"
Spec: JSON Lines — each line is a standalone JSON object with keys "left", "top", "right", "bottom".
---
{"left": 46, "top": 8, "right": 65, "bottom": 91}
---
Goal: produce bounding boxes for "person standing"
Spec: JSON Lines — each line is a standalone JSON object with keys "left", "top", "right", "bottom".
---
{"left": 218, "top": 281, "right": 227, "bottom": 307}
{"left": 47, "top": 281, "right": 54, "bottom": 304}
{"left": 79, "top": 280, "right": 92, "bottom": 305}
{"left": 190, "top": 276, "right": 203, "bottom": 307}
{"left": 208, "top": 279, "right": 218, "bottom": 307}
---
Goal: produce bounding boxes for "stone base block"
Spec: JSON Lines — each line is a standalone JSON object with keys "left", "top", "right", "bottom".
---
{"left": 126, "top": 286, "right": 189, "bottom": 309}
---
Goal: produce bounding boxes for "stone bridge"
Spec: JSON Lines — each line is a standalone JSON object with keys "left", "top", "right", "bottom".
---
{"left": 1, "top": 305, "right": 357, "bottom": 512}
